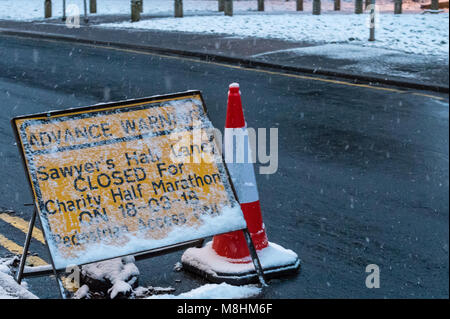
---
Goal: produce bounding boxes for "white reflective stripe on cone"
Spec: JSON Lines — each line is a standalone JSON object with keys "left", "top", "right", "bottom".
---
{"left": 224, "top": 127, "right": 259, "bottom": 204}
{"left": 226, "top": 162, "right": 259, "bottom": 204}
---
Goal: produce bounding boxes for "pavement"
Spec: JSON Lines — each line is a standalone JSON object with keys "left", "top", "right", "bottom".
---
{"left": 0, "top": 34, "right": 448, "bottom": 299}
{"left": 0, "top": 13, "right": 448, "bottom": 92}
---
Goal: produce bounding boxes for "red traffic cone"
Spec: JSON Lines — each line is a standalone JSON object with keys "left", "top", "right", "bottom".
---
{"left": 212, "top": 83, "right": 268, "bottom": 261}
{"left": 181, "top": 83, "right": 300, "bottom": 284}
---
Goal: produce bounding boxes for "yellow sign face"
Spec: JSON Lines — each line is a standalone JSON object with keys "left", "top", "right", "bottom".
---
{"left": 13, "top": 91, "right": 246, "bottom": 269}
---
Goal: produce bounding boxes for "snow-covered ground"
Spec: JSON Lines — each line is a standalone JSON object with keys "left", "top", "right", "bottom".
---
{"left": 0, "top": 255, "right": 260, "bottom": 299}
{"left": 73, "top": 258, "right": 260, "bottom": 299}
{"left": 102, "top": 12, "right": 449, "bottom": 57}
{"left": 0, "top": 258, "right": 38, "bottom": 299}
{"left": 147, "top": 282, "right": 261, "bottom": 299}
{"left": 0, "top": 251, "right": 260, "bottom": 299}
{"left": 0, "top": 1, "right": 447, "bottom": 58}
{"left": 0, "top": 0, "right": 437, "bottom": 21}
{"left": 0, "top": 0, "right": 216, "bottom": 20}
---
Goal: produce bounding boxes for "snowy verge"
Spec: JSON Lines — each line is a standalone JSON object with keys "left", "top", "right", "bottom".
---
{"left": 254, "top": 43, "right": 449, "bottom": 80}
{"left": 147, "top": 282, "right": 261, "bottom": 299}
{"left": 0, "top": 0, "right": 218, "bottom": 21}
{"left": 99, "top": 12, "right": 449, "bottom": 58}
{"left": 0, "top": 0, "right": 433, "bottom": 21}
{"left": 0, "top": 258, "right": 38, "bottom": 299}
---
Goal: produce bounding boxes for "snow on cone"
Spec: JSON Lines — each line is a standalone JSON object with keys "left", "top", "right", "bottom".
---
{"left": 181, "top": 83, "right": 300, "bottom": 284}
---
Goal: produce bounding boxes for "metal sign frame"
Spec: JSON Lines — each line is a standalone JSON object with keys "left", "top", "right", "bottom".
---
{"left": 11, "top": 90, "right": 267, "bottom": 298}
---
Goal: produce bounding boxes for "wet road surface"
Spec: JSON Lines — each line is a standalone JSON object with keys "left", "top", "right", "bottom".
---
{"left": 0, "top": 35, "right": 448, "bottom": 298}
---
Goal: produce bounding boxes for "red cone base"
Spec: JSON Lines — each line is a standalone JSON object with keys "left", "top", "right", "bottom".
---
{"left": 212, "top": 201, "right": 268, "bottom": 261}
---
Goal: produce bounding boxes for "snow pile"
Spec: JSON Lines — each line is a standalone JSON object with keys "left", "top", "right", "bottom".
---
{"left": 254, "top": 42, "right": 448, "bottom": 80}
{"left": 0, "top": 258, "right": 38, "bottom": 299}
{"left": 74, "top": 257, "right": 181, "bottom": 299}
{"left": 182, "top": 241, "right": 299, "bottom": 275}
{"left": 73, "top": 283, "right": 90, "bottom": 299}
{"left": 101, "top": 12, "right": 449, "bottom": 57}
{"left": 108, "top": 280, "right": 134, "bottom": 299}
{"left": 77, "top": 256, "right": 139, "bottom": 299}
{"left": 147, "top": 282, "right": 261, "bottom": 299}
{"left": 75, "top": 257, "right": 259, "bottom": 299}
{"left": 133, "top": 285, "right": 176, "bottom": 297}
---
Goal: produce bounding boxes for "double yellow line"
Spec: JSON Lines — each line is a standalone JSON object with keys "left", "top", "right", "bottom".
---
{"left": 0, "top": 213, "right": 47, "bottom": 266}
{"left": 0, "top": 212, "right": 84, "bottom": 293}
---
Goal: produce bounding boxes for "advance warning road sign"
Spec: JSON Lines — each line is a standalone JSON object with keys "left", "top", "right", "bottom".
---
{"left": 12, "top": 91, "right": 247, "bottom": 271}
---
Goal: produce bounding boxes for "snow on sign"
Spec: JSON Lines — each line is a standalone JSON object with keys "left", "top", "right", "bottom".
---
{"left": 12, "top": 91, "right": 247, "bottom": 270}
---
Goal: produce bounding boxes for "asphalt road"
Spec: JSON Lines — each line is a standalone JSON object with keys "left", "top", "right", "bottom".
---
{"left": 0, "top": 35, "right": 448, "bottom": 299}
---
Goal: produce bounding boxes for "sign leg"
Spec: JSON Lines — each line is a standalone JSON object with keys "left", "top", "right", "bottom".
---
{"left": 54, "top": 272, "right": 68, "bottom": 299}
{"left": 16, "top": 207, "right": 37, "bottom": 284}
{"left": 242, "top": 229, "right": 268, "bottom": 287}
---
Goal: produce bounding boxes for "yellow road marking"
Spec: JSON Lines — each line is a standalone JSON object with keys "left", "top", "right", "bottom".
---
{"left": 412, "top": 92, "right": 446, "bottom": 100}
{"left": 0, "top": 215, "right": 79, "bottom": 293}
{"left": 0, "top": 233, "right": 74, "bottom": 292}
{"left": 0, "top": 213, "right": 46, "bottom": 244}
{"left": 3, "top": 34, "right": 445, "bottom": 101}
{"left": 0, "top": 233, "right": 47, "bottom": 266}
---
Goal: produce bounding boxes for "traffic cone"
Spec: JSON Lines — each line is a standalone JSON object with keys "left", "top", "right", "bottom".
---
{"left": 211, "top": 83, "right": 268, "bottom": 261}
{"left": 181, "top": 83, "right": 300, "bottom": 284}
